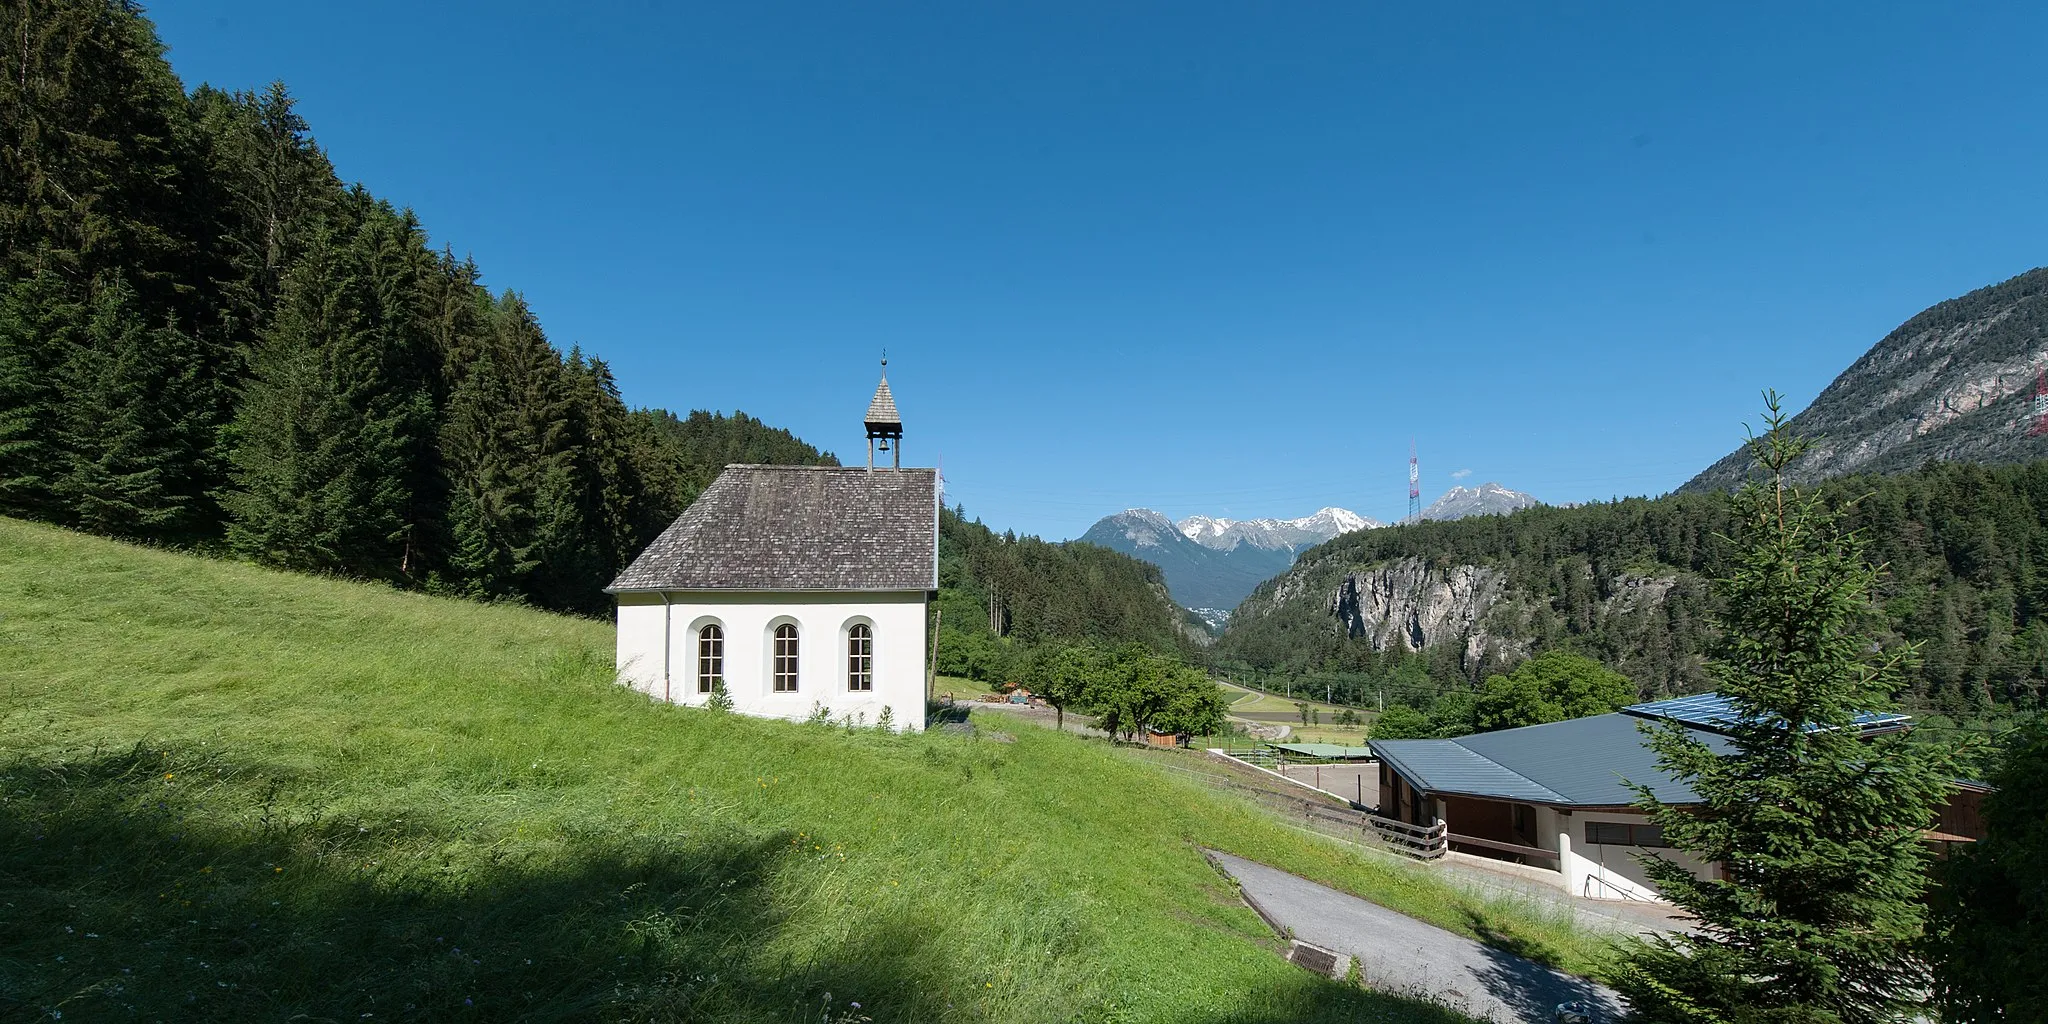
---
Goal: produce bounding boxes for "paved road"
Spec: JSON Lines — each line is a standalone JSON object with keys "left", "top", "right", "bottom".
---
{"left": 1209, "top": 851, "right": 1625, "bottom": 1023}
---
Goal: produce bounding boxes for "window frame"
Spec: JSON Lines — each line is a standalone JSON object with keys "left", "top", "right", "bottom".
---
{"left": 846, "top": 623, "right": 874, "bottom": 691}
{"left": 696, "top": 623, "right": 724, "bottom": 694}
{"left": 1585, "top": 821, "right": 1668, "bottom": 848}
{"left": 772, "top": 622, "right": 800, "bottom": 693}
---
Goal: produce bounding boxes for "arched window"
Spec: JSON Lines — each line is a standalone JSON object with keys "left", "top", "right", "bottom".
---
{"left": 696, "top": 624, "right": 724, "bottom": 693}
{"left": 772, "top": 623, "right": 800, "bottom": 692}
{"left": 847, "top": 623, "right": 873, "bottom": 691}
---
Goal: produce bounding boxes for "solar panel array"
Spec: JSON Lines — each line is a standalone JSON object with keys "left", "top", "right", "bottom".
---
{"left": 1624, "top": 692, "right": 1912, "bottom": 735}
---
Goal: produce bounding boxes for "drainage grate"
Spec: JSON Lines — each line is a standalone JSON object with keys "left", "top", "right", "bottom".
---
{"left": 1286, "top": 940, "right": 1351, "bottom": 978}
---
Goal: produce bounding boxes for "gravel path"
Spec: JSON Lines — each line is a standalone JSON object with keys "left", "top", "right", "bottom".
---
{"left": 1209, "top": 851, "right": 1625, "bottom": 1023}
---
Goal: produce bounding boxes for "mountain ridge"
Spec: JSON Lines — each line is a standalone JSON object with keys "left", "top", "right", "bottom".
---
{"left": 1177, "top": 507, "right": 1380, "bottom": 552}
{"left": 1419, "top": 483, "right": 1541, "bottom": 521}
{"left": 1078, "top": 505, "right": 1375, "bottom": 619}
{"left": 1684, "top": 266, "right": 2048, "bottom": 492}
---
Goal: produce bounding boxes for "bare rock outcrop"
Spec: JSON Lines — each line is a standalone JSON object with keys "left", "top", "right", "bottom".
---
{"left": 1330, "top": 557, "right": 1507, "bottom": 653}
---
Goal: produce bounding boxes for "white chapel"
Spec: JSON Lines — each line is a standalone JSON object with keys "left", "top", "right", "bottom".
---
{"left": 608, "top": 366, "right": 937, "bottom": 731}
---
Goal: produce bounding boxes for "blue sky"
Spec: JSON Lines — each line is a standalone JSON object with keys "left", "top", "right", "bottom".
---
{"left": 149, "top": 2, "right": 2048, "bottom": 538}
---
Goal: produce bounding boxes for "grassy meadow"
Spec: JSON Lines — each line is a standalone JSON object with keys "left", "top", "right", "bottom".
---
{"left": 0, "top": 517, "right": 1608, "bottom": 1022}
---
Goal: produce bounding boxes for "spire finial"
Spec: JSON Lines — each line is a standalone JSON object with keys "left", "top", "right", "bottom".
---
{"left": 881, "top": 349, "right": 888, "bottom": 371}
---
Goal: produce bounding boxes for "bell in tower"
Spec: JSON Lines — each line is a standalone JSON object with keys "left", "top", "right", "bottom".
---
{"left": 864, "top": 357, "right": 903, "bottom": 470}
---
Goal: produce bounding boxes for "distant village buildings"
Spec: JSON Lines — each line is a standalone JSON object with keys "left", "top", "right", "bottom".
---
{"left": 609, "top": 365, "right": 938, "bottom": 730}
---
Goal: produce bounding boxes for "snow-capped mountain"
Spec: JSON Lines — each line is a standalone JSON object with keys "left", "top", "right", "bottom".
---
{"left": 1419, "top": 483, "right": 1541, "bottom": 521}
{"left": 1177, "top": 507, "right": 1378, "bottom": 552}
{"left": 1079, "top": 506, "right": 1378, "bottom": 624}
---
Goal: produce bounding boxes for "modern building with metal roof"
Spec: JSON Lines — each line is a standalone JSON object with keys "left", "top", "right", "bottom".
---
{"left": 1372, "top": 711, "right": 1734, "bottom": 809}
{"left": 1366, "top": 693, "right": 1921, "bottom": 902}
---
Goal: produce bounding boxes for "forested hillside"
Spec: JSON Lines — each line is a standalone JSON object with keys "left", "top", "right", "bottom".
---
{"left": 1216, "top": 459, "right": 2048, "bottom": 719}
{"left": 934, "top": 506, "right": 1203, "bottom": 681}
{"left": 0, "top": 1, "right": 833, "bottom": 614}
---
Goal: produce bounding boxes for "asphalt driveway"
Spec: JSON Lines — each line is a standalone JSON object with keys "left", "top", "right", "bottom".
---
{"left": 1209, "top": 851, "right": 1625, "bottom": 1023}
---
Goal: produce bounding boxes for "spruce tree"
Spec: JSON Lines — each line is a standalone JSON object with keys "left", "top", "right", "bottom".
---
{"left": 437, "top": 294, "right": 588, "bottom": 605}
{"left": 52, "top": 276, "right": 208, "bottom": 538}
{"left": 0, "top": 0, "right": 194, "bottom": 305}
{"left": 221, "top": 229, "right": 429, "bottom": 578}
{"left": 1618, "top": 394, "right": 1959, "bottom": 1024}
{"left": 440, "top": 352, "right": 536, "bottom": 599}
{"left": 0, "top": 272, "right": 75, "bottom": 517}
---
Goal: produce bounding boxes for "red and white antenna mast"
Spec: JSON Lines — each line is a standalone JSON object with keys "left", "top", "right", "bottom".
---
{"left": 1407, "top": 441, "right": 1421, "bottom": 523}
{"left": 2030, "top": 368, "right": 2048, "bottom": 438}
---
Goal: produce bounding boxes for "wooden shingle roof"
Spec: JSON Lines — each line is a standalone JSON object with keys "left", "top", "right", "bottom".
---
{"left": 865, "top": 377, "right": 901, "bottom": 428}
{"left": 608, "top": 465, "right": 938, "bottom": 592}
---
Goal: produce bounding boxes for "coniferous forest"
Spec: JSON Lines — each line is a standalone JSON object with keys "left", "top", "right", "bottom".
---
{"left": 1217, "top": 459, "right": 2048, "bottom": 721}
{"left": 0, "top": 1, "right": 846, "bottom": 615}
{"left": 0, "top": 0, "right": 1200, "bottom": 651}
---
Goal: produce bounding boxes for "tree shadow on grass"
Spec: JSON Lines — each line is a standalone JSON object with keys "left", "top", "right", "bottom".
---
{"left": 0, "top": 744, "right": 950, "bottom": 1022}
{"left": 1461, "top": 909, "right": 1626, "bottom": 1023}
{"left": 1, "top": 741, "right": 1542, "bottom": 1023}
{"left": 1181, "top": 968, "right": 1496, "bottom": 1024}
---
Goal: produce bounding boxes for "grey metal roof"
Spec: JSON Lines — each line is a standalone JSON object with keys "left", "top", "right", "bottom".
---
{"left": 1370, "top": 739, "right": 1567, "bottom": 803}
{"left": 1372, "top": 713, "right": 1735, "bottom": 807}
{"left": 865, "top": 376, "right": 901, "bottom": 428}
{"left": 1624, "top": 692, "right": 1912, "bottom": 736}
{"left": 608, "top": 465, "right": 938, "bottom": 592}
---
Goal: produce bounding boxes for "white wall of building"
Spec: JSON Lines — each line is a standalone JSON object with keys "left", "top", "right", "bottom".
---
{"left": 615, "top": 590, "right": 929, "bottom": 731}
{"left": 1559, "top": 809, "right": 1715, "bottom": 902}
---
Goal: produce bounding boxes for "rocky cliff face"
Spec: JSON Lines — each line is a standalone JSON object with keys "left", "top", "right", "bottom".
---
{"left": 1325, "top": 557, "right": 1507, "bottom": 653}
{"left": 1246, "top": 554, "right": 1682, "bottom": 677}
{"left": 1685, "top": 266, "right": 2048, "bottom": 491}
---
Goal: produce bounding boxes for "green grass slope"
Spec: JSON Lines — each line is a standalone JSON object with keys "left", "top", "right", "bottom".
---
{"left": 0, "top": 517, "right": 1600, "bottom": 1022}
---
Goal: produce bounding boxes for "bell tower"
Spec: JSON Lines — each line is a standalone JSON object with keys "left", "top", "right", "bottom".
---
{"left": 864, "top": 357, "right": 902, "bottom": 470}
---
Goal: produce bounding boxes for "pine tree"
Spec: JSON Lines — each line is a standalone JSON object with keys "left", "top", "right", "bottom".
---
{"left": 1618, "top": 394, "right": 1960, "bottom": 1024}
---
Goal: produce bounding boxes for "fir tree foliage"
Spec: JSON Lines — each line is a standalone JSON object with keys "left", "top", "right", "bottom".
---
{"left": 1618, "top": 394, "right": 1961, "bottom": 1024}
{"left": 0, "top": 271, "right": 73, "bottom": 516}
{"left": 222, "top": 226, "right": 430, "bottom": 577}
{"left": 0, "top": 0, "right": 846, "bottom": 615}
{"left": 53, "top": 276, "right": 208, "bottom": 537}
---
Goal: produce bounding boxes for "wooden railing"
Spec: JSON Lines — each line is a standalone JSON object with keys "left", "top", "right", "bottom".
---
{"left": 1366, "top": 813, "right": 1447, "bottom": 859}
{"left": 1445, "top": 832, "right": 1562, "bottom": 866}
